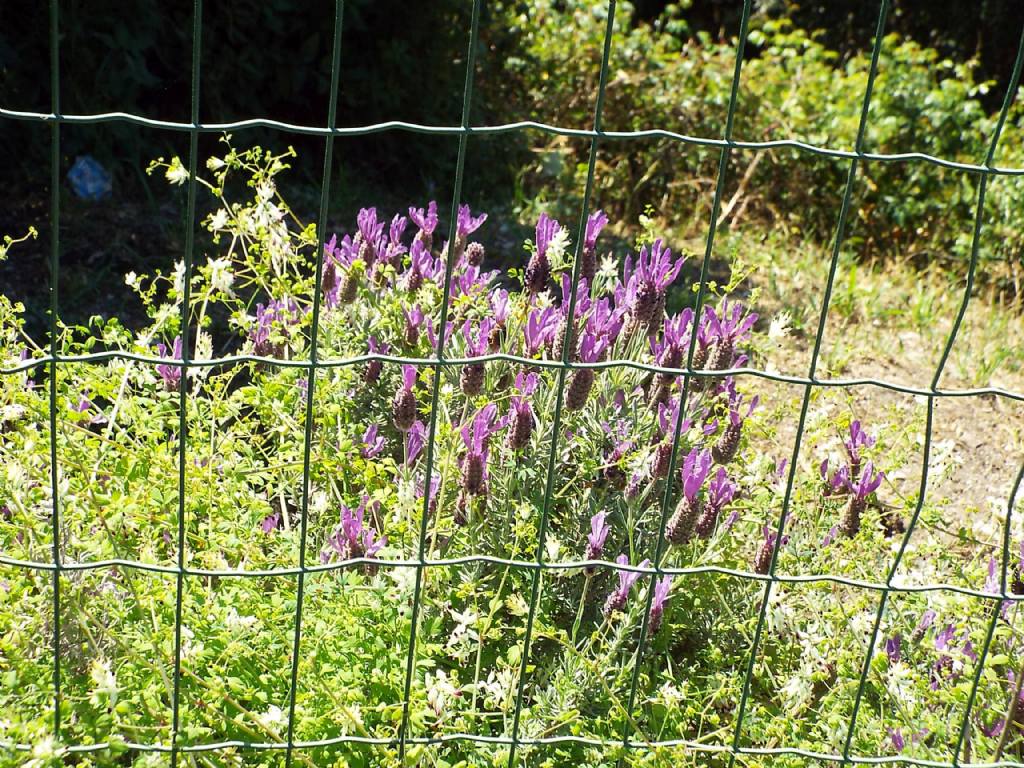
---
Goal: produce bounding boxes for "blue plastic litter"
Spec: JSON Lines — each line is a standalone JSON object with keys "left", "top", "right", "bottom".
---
{"left": 67, "top": 155, "right": 112, "bottom": 200}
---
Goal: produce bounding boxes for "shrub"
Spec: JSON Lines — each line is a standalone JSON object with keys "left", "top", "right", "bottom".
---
{"left": 491, "top": 1, "right": 1024, "bottom": 274}
{"left": 0, "top": 146, "right": 1019, "bottom": 767}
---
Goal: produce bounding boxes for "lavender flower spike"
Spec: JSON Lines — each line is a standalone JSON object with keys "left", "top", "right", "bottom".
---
{"left": 321, "top": 497, "right": 386, "bottom": 565}
{"left": 840, "top": 461, "right": 883, "bottom": 537}
{"left": 665, "top": 448, "right": 713, "bottom": 545}
{"left": 753, "top": 525, "right": 789, "bottom": 575}
{"left": 844, "top": 420, "right": 876, "bottom": 479}
{"left": 603, "top": 554, "right": 651, "bottom": 618}
{"left": 459, "top": 403, "right": 507, "bottom": 499}
{"left": 405, "top": 419, "right": 427, "bottom": 466}
{"left": 392, "top": 364, "right": 418, "bottom": 432}
{"left": 647, "top": 575, "right": 674, "bottom": 635}
{"left": 361, "top": 424, "right": 385, "bottom": 459}
{"left": 585, "top": 511, "right": 611, "bottom": 564}
{"left": 156, "top": 336, "right": 184, "bottom": 392}
{"left": 695, "top": 467, "right": 737, "bottom": 539}
{"left": 580, "top": 209, "right": 608, "bottom": 288}
{"left": 705, "top": 298, "right": 758, "bottom": 372}
{"left": 565, "top": 331, "right": 609, "bottom": 411}
{"left": 507, "top": 371, "right": 538, "bottom": 451}
{"left": 409, "top": 200, "right": 439, "bottom": 251}
{"left": 525, "top": 213, "right": 560, "bottom": 293}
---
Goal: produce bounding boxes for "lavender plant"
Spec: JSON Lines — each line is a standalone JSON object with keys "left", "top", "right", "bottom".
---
{"left": 0, "top": 143, "right": 1021, "bottom": 768}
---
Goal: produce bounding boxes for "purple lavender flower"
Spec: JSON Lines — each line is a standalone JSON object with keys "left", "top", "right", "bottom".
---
{"left": 985, "top": 556, "right": 1014, "bottom": 617}
{"left": 753, "top": 525, "right": 789, "bottom": 575}
{"left": 711, "top": 380, "right": 758, "bottom": 465}
{"left": 584, "top": 209, "right": 608, "bottom": 253}
{"left": 821, "top": 525, "right": 840, "bottom": 548}
{"left": 524, "top": 305, "right": 559, "bottom": 357}
{"left": 535, "top": 213, "right": 561, "bottom": 261}
{"left": 456, "top": 204, "right": 487, "bottom": 242}
{"left": 392, "top": 364, "right": 418, "bottom": 432}
{"left": 980, "top": 718, "right": 1006, "bottom": 739}
{"left": 565, "top": 331, "right": 609, "bottom": 411}
{"left": 649, "top": 309, "right": 694, "bottom": 400}
{"left": 402, "top": 304, "right": 426, "bottom": 346}
{"left": 355, "top": 207, "right": 385, "bottom": 266}
{"left": 155, "top": 336, "right": 183, "bottom": 392}
{"left": 525, "top": 213, "right": 561, "bottom": 294}
{"left": 460, "top": 318, "right": 495, "bottom": 396}
{"left": 365, "top": 336, "right": 390, "bottom": 384}
{"left": 462, "top": 318, "right": 494, "bottom": 358}
{"left": 844, "top": 420, "right": 876, "bottom": 478}
{"left": 321, "top": 496, "right": 386, "bottom": 563}
{"left": 696, "top": 467, "right": 737, "bottom": 539}
{"left": 490, "top": 288, "right": 511, "bottom": 324}
{"left": 885, "top": 634, "right": 901, "bottom": 664}
{"left": 406, "top": 419, "right": 427, "bottom": 466}
{"left": 580, "top": 209, "right": 608, "bottom": 288}
{"left": 409, "top": 201, "right": 439, "bottom": 250}
{"left": 261, "top": 511, "right": 281, "bottom": 533}
{"left": 665, "top": 448, "right": 713, "bottom": 545}
{"left": 251, "top": 298, "right": 301, "bottom": 358}
{"left": 648, "top": 575, "right": 674, "bottom": 635}
{"left": 623, "top": 239, "right": 684, "bottom": 333}
{"left": 841, "top": 461, "right": 883, "bottom": 537}
{"left": 404, "top": 239, "right": 438, "bottom": 291}
{"left": 380, "top": 213, "right": 408, "bottom": 266}
{"left": 361, "top": 424, "right": 385, "bottom": 459}
{"left": 585, "top": 511, "right": 611, "bottom": 563}
{"left": 588, "top": 296, "right": 626, "bottom": 347}
{"left": 425, "top": 317, "right": 455, "bottom": 351}
{"left": 820, "top": 458, "right": 851, "bottom": 497}
{"left": 507, "top": 371, "right": 538, "bottom": 451}
{"left": 681, "top": 448, "right": 713, "bottom": 501}
{"left": 449, "top": 264, "right": 499, "bottom": 302}
{"left": 603, "top": 554, "right": 651, "bottom": 618}
{"left": 416, "top": 472, "right": 442, "bottom": 518}
{"left": 459, "top": 403, "right": 507, "bottom": 497}
{"left": 912, "top": 608, "right": 937, "bottom": 641}
{"left": 889, "top": 728, "right": 905, "bottom": 753}
{"left": 705, "top": 299, "right": 758, "bottom": 372}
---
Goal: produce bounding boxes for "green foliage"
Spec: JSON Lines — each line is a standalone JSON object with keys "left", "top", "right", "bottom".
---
{"left": 491, "top": 1, "right": 1024, "bottom": 273}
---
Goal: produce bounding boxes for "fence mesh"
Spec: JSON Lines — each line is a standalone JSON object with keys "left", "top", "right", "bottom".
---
{"left": 3, "top": 0, "right": 1024, "bottom": 765}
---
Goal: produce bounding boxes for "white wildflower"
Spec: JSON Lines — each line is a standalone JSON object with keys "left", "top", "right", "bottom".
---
{"left": 224, "top": 607, "right": 258, "bottom": 633}
{"left": 545, "top": 534, "right": 561, "bottom": 563}
{"left": 207, "top": 256, "right": 235, "bottom": 295}
{"left": 425, "top": 669, "right": 458, "bottom": 717}
{"left": 209, "top": 208, "right": 229, "bottom": 231}
{"left": 768, "top": 311, "right": 792, "bottom": 341}
{"left": 597, "top": 255, "right": 619, "bottom": 284}
{"left": 173, "top": 260, "right": 186, "bottom": 294}
{"left": 256, "top": 704, "right": 286, "bottom": 730}
{"left": 166, "top": 157, "right": 189, "bottom": 185}
{"left": 89, "top": 658, "right": 118, "bottom": 706}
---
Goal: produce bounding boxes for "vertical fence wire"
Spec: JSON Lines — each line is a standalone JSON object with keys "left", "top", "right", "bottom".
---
{"left": 282, "top": 3, "right": 346, "bottom": 767}
{"left": 168, "top": 1, "right": 203, "bottom": 765}
{"left": 617, "top": 1, "right": 752, "bottom": 760}
{"left": 502, "top": 3, "right": 619, "bottom": 765}
{"left": 398, "top": 0, "right": 484, "bottom": 761}
{"left": 46, "top": 0, "right": 62, "bottom": 742}
{"left": 6, "top": 0, "right": 1024, "bottom": 764}
{"left": 726, "top": 3, "right": 890, "bottom": 765}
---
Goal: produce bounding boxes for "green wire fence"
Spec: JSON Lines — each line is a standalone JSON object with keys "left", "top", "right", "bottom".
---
{"left": 3, "top": 0, "right": 1024, "bottom": 765}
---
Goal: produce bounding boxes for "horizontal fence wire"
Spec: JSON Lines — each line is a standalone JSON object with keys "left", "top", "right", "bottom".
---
{"left": 2, "top": 0, "right": 1024, "bottom": 765}
{"left": 4, "top": 108, "right": 1024, "bottom": 178}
